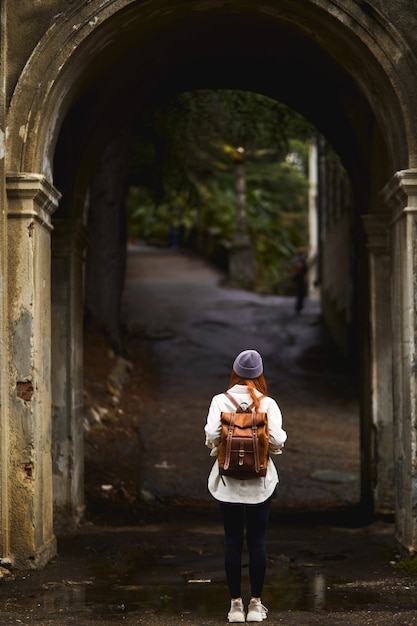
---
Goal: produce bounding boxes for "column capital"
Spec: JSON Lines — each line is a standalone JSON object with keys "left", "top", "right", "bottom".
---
{"left": 6, "top": 173, "right": 61, "bottom": 232}
{"left": 380, "top": 169, "right": 417, "bottom": 222}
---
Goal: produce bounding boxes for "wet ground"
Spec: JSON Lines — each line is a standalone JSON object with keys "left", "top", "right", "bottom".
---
{"left": 1, "top": 245, "right": 417, "bottom": 625}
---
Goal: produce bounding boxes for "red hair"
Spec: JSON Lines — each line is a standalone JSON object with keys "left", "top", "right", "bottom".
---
{"left": 228, "top": 372, "right": 268, "bottom": 410}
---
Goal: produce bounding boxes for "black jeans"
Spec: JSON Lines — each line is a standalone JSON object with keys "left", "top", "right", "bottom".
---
{"left": 219, "top": 497, "right": 272, "bottom": 599}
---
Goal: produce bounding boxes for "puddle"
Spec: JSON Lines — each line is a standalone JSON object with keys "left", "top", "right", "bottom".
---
{"left": 5, "top": 555, "right": 417, "bottom": 618}
{"left": 1, "top": 519, "right": 415, "bottom": 620}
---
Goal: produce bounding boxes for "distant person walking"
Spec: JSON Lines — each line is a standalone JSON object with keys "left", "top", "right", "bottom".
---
{"left": 291, "top": 247, "right": 308, "bottom": 314}
{"left": 204, "top": 349, "right": 287, "bottom": 623}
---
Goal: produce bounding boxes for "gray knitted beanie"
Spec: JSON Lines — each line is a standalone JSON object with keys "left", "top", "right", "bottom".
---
{"left": 233, "top": 349, "right": 263, "bottom": 379}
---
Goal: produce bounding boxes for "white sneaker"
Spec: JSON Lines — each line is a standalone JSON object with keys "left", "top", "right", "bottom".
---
{"left": 227, "top": 598, "right": 245, "bottom": 623}
{"left": 246, "top": 599, "right": 268, "bottom": 622}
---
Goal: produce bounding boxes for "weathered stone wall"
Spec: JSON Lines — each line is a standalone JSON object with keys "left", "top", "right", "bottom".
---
{"left": 321, "top": 212, "right": 352, "bottom": 357}
{"left": 51, "top": 219, "right": 88, "bottom": 534}
{"left": 372, "top": 0, "right": 417, "bottom": 52}
{"left": 6, "top": 1, "right": 62, "bottom": 104}
{"left": 319, "top": 141, "right": 353, "bottom": 359}
{"left": 6, "top": 174, "right": 60, "bottom": 567}
{"left": 3, "top": 0, "right": 417, "bottom": 565}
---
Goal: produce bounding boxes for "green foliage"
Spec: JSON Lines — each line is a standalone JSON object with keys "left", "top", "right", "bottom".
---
{"left": 243, "top": 157, "right": 308, "bottom": 293}
{"left": 198, "top": 182, "right": 236, "bottom": 236}
{"left": 393, "top": 556, "right": 417, "bottom": 574}
{"left": 127, "top": 89, "right": 313, "bottom": 291}
{"left": 127, "top": 187, "right": 197, "bottom": 246}
{"left": 179, "top": 89, "right": 294, "bottom": 156}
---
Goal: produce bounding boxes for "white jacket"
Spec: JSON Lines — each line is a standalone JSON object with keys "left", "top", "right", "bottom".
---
{"left": 204, "top": 384, "right": 287, "bottom": 504}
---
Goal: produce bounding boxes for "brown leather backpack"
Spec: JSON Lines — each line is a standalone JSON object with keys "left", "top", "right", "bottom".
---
{"left": 218, "top": 391, "right": 269, "bottom": 480}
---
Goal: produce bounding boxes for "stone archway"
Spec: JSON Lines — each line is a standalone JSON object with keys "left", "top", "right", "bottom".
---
{"left": 3, "top": 0, "right": 417, "bottom": 566}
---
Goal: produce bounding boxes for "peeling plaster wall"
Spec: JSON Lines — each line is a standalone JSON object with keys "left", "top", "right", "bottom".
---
{"left": 6, "top": 174, "right": 58, "bottom": 567}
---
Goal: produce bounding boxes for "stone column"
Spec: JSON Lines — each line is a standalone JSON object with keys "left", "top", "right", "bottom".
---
{"left": 51, "top": 219, "right": 88, "bottom": 533}
{"left": 6, "top": 173, "right": 60, "bottom": 568}
{"left": 362, "top": 214, "right": 394, "bottom": 512}
{"left": 381, "top": 169, "right": 417, "bottom": 554}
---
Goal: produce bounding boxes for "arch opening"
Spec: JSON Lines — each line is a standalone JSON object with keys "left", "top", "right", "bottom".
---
{"left": 52, "top": 65, "right": 366, "bottom": 528}
{"left": 7, "top": 0, "right": 410, "bottom": 539}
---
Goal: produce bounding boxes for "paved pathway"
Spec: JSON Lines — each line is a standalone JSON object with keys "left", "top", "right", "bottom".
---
{"left": 1, "top": 246, "right": 413, "bottom": 626}
{"left": 121, "top": 245, "right": 360, "bottom": 510}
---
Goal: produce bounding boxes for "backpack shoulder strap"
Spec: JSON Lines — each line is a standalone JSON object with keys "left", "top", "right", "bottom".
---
{"left": 224, "top": 391, "right": 239, "bottom": 409}
{"left": 223, "top": 410, "right": 236, "bottom": 471}
{"left": 224, "top": 391, "right": 269, "bottom": 411}
{"left": 224, "top": 391, "right": 255, "bottom": 412}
